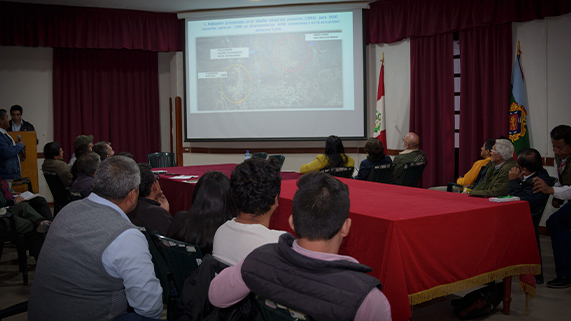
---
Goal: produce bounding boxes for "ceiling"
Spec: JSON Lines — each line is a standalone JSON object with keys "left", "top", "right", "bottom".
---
{"left": 7, "top": 0, "right": 371, "bottom": 13}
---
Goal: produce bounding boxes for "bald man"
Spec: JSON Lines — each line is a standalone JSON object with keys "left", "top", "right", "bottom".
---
{"left": 390, "top": 132, "right": 426, "bottom": 182}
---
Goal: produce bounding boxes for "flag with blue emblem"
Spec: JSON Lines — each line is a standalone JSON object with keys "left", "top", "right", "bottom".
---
{"left": 508, "top": 45, "right": 530, "bottom": 155}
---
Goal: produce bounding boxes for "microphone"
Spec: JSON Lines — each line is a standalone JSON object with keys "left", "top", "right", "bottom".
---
{"left": 17, "top": 135, "right": 22, "bottom": 143}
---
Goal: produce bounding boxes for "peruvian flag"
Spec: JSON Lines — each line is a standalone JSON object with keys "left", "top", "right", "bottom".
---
{"left": 374, "top": 62, "right": 387, "bottom": 148}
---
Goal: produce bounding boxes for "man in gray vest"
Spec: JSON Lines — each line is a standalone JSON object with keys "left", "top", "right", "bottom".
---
{"left": 29, "top": 156, "right": 163, "bottom": 321}
{"left": 208, "top": 171, "right": 392, "bottom": 321}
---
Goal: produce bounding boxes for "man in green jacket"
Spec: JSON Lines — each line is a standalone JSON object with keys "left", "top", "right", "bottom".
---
{"left": 470, "top": 139, "right": 517, "bottom": 197}
{"left": 391, "top": 132, "right": 426, "bottom": 182}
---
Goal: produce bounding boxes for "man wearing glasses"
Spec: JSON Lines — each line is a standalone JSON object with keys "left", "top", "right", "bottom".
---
{"left": 127, "top": 163, "right": 172, "bottom": 236}
{"left": 469, "top": 139, "right": 517, "bottom": 197}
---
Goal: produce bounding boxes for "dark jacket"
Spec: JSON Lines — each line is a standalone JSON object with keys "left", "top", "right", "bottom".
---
{"left": 355, "top": 155, "right": 393, "bottom": 180}
{"left": 8, "top": 119, "right": 35, "bottom": 132}
{"left": 177, "top": 254, "right": 261, "bottom": 321}
{"left": 509, "top": 168, "right": 552, "bottom": 217}
{"left": 127, "top": 198, "right": 172, "bottom": 236}
{"left": 241, "top": 233, "right": 382, "bottom": 321}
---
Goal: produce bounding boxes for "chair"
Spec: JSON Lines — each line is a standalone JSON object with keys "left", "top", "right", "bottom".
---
{"left": 0, "top": 301, "right": 28, "bottom": 319}
{"left": 268, "top": 155, "right": 286, "bottom": 170}
{"left": 252, "top": 152, "right": 268, "bottom": 159}
{"left": 69, "top": 189, "right": 83, "bottom": 201}
{"left": 367, "top": 164, "right": 394, "bottom": 183}
{"left": 393, "top": 161, "right": 427, "bottom": 187}
{"left": 321, "top": 167, "right": 354, "bottom": 178}
{"left": 531, "top": 176, "right": 558, "bottom": 282}
{"left": 148, "top": 152, "right": 177, "bottom": 168}
{"left": 152, "top": 232, "right": 203, "bottom": 294}
{"left": 12, "top": 177, "right": 33, "bottom": 193}
{"left": 446, "top": 162, "right": 490, "bottom": 192}
{"left": 137, "top": 227, "right": 172, "bottom": 304}
{"left": 0, "top": 211, "right": 29, "bottom": 285}
{"left": 255, "top": 294, "right": 313, "bottom": 321}
{"left": 43, "top": 170, "right": 70, "bottom": 216}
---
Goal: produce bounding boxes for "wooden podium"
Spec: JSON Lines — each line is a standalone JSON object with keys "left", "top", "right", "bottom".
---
{"left": 8, "top": 131, "right": 38, "bottom": 193}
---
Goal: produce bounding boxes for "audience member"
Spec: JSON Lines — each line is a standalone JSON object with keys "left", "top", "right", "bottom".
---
{"left": 114, "top": 151, "right": 133, "bottom": 159}
{"left": 457, "top": 139, "right": 495, "bottom": 187}
{"left": 212, "top": 158, "right": 285, "bottom": 266}
{"left": 508, "top": 148, "right": 552, "bottom": 283}
{"left": 469, "top": 139, "right": 516, "bottom": 197}
{"left": 533, "top": 124, "right": 571, "bottom": 288}
{"left": 29, "top": 156, "right": 163, "bottom": 321}
{"left": 168, "top": 171, "right": 235, "bottom": 254}
{"left": 92, "top": 141, "right": 115, "bottom": 161}
{"left": 70, "top": 152, "right": 100, "bottom": 198}
{"left": 68, "top": 134, "right": 93, "bottom": 166}
{"left": 1, "top": 176, "right": 52, "bottom": 220}
{"left": 127, "top": 163, "right": 172, "bottom": 236}
{"left": 390, "top": 132, "right": 426, "bottom": 182}
{"left": 0, "top": 190, "right": 50, "bottom": 261}
{"left": 8, "top": 105, "right": 35, "bottom": 132}
{"left": 209, "top": 171, "right": 392, "bottom": 320}
{"left": 355, "top": 137, "right": 392, "bottom": 180}
{"left": 41, "top": 142, "right": 73, "bottom": 187}
{"left": 300, "top": 135, "right": 355, "bottom": 174}
{"left": 0, "top": 109, "right": 25, "bottom": 184}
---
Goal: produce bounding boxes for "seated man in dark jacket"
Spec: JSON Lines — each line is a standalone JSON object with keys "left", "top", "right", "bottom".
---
{"left": 209, "top": 172, "right": 391, "bottom": 321}
{"left": 127, "top": 163, "right": 171, "bottom": 236}
{"left": 509, "top": 148, "right": 552, "bottom": 283}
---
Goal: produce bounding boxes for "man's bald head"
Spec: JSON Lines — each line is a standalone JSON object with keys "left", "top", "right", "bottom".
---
{"left": 403, "top": 132, "right": 420, "bottom": 149}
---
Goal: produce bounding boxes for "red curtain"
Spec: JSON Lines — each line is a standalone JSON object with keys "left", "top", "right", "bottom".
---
{"left": 53, "top": 48, "right": 161, "bottom": 163}
{"left": 410, "top": 33, "right": 455, "bottom": 187}
{"left": 458, "top": 24, "right": 512, "bottom": 175}
{"left": 368, "top": 0, "right": 571, "bottom": 44}
{"left": 0, "top": 1, "right": 181, "bottom": 51}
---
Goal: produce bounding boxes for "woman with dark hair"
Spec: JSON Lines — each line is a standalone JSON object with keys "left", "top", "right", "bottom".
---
{"left": 167, "top": 171, "right": 235, "bottom": 255}
{"left": 355, "top": 138, "right": 392, "bottom": 180}
{"left": 300, "top": 135, "right": 355, "bottom": 174}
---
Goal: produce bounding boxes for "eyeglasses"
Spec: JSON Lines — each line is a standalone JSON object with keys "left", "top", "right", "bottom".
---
{"left": 490, "top": 149, "right": 498, "bottom": 154}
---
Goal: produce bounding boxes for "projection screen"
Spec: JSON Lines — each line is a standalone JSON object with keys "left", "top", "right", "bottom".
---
{"left": 184, "top": 6, "right": 366, "bottom": 141}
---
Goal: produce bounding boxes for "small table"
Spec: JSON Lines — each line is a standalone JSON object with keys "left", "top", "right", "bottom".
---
{"left": 157, "top": 164, "right": 301, "bottom": 214}
{"left": 270, "top": 178, "right": 540, "bottom": 321}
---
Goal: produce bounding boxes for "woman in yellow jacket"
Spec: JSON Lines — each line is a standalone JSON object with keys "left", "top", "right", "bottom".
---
{"left": 300, "top": 135, "right": 355, "bottom": 174}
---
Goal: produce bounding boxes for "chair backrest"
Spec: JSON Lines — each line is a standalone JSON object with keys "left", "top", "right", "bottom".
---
{"left": 321, "top": 167, "right": 354, "bottom": 178}
{"left": 69, "top": 189, "right": 83, "bottom": 201}
{"left": 148, "top": 152, "right": 177, "bottom": 168}
{"left": 268, "top": 155, "right": 286, "bottom": 170}
{"left": 152, "top": 232, "right": 203, "bottom": 294}
{"left": 252, "top": 152, "right": 268, "bottom": 160}
{"left": 473, "top": 163, "right": 491, "bottom": 187}
{"left": 255, "top": 294, "right": 313, "bottom": 321}
{"left": 393, "top": 161, "right": 427, "bottom": 187}
{"left": 532, "top": 176, "right": 558, "bottom": 218}
{"left": 367, "top": 164, "right": 394, "bottom": 183}
{"left": 137, "top": 227, "right": 172, "bottom": 303}
{"left": 43, "top": 170, "right": 70, "bottom": 214}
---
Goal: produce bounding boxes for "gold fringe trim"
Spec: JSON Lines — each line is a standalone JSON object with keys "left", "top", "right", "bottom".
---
{"left": 520, "top": 280, "right": 536, "bottom": 316}
{"left": 409, "top": 264, "right": 541, "bottom": 305}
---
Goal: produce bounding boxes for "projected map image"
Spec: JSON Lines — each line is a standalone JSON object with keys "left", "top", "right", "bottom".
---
{"left": 196, "top": 31, "right": 343, "bottom": 111}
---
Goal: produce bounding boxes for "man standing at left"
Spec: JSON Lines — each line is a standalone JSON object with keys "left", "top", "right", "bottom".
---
{"left": 0, "top": 109, "right": 25, "bottom": 186}
{"left": 29, "top": 156, "right": 163, "bottom": 321}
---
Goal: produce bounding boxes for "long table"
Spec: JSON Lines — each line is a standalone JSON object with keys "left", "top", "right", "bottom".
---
{"left": 157, "top": 164, "right": 301, "bottom": 214}
{"left": 269, "top": 178, "right": 540, "bottom": 321}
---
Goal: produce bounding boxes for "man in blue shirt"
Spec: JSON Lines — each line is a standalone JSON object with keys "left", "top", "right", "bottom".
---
{"left": 29, "top": 156, "right": 163, "bottom": 321}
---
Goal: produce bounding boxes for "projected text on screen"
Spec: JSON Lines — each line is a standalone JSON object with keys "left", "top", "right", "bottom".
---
{"left": 188, "top": 12, "right": 354, "bottom": 113}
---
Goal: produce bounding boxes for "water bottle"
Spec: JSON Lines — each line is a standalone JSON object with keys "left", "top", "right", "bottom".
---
{"left": 245, "top": 150, "right": 251, "bottom": 160}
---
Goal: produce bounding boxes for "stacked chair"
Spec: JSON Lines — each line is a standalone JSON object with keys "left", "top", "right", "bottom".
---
{"left": 148, "top": 152, "right": 177, "bottom": 168}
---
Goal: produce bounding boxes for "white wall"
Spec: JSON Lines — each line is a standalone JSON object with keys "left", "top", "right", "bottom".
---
{"left": 0, "top": 46, "right": 173, "bottom": 201}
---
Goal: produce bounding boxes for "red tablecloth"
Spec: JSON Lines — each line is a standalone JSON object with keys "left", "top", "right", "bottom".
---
{"left": 270, "top": 178, "right": 540, "bottom": 321}
{"left": 157, "top": 164, "right": 301, "bottom": 214}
